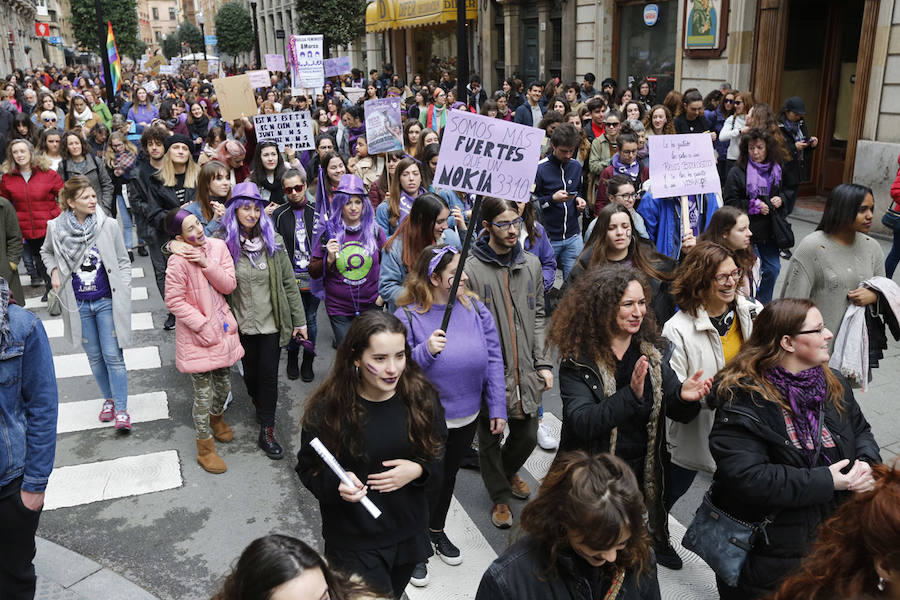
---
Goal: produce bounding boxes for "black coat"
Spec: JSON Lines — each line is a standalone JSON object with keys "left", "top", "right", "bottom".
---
{"left": 723, "top": 164, "right": 784, "bottom": 245}
{"left": 126, "top": 155, "right": 157, "bottom": 240}
{"left": 708, "top": 372, "right": 881, "bottom": 597}
{"left": 144, "top": 171, "right": 198, "bottom": 235}
{"left": 476, "top": 537, "right": 661, "bottom": 600}
{"left": 272, "top": 200, "right": 315, "bottom": 263}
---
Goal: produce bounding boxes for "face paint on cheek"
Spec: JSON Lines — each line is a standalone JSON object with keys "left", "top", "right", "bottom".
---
{"left": 364, "top": 363, "right": 380, "bottom": 375}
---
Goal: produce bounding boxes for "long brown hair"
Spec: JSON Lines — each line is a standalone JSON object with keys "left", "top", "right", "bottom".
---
{"left": 698, "top": 205, "right": 757, "bottom": 279}
{"left": 301, "top": 311, "right": 443, "bottom": 464}
{"left": 196, "top": 160, "right": 231, "bottom": 222}
{"left": 670, "top": 242, "right": 737, "bottom": 317}
{"left": 584, "top": 204, "right": 670, "bottom": 281}
{"left": 642, "top": 104, "right": 675, "bottom": 135}
{"left": 388, "top": 157, "right": 421, "bottom": 229}
{"left": 518, "top": 451, "right": 653, "bottom": 579}
{"left": 714, "top": 298, "right": 845, "bottom": 411}
{"left": 771, "top": 460, "right": 900, "bottom": 600}
{"left": 384, "top": 193, "right": 448, "bottom": 270}
{"left": 396, "top": 243, "right": 476, "bottom": 313}
{"left": 548, "top": 265, "right": 661, "bottom": 368}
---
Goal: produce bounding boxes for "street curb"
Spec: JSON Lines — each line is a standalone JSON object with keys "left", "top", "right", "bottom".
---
{"left": 35, "top": 537, "right": 161, "bottom": 600}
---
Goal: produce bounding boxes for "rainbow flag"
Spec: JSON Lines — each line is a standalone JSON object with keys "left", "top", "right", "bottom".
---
{"left": 106, "top": 21, "right": 121, "bottom": 93}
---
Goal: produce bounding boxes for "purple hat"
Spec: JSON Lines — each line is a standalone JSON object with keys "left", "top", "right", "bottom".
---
{"left": 334, "top": 174, "right": 366, "bottom": 197}
{"left": 226, "top": 181, "right": 264, "bottom": 207}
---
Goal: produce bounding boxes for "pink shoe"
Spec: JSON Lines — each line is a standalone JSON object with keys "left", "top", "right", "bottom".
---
{"left": 114, "top": 411, "right": 131, "bottom": 432}
{"left": 99, "top": 400, "right": 115, "bottom": 422}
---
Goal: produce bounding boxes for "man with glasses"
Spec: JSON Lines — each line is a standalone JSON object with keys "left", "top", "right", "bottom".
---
{"left": 464, "top": 197, "right": 553, "bottom": 530}
{"left": 272, "top": 169, "right": 319, "bottom": 382}
{"left": 534, "top": 123, "right": 586, "bottom": 279}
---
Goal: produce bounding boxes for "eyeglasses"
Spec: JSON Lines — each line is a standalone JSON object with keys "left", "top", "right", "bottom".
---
{"left": 614, "top": 192, "right": 638, "bottom": 200}
{"left": 734, "top": 101, "right": 744, "bottom": 105}
{"left": 794, "top": 326, "right": 827, "bottom": 336}
{"left": 714, "top": 268, "right": 743, "bottom": 285}
{"left": 605, "top": 122, "right": 621, "bottom": 127}
{"left": 491, "top": 217, "right": 524, "bottom": 231}
{"left": 723, "top": 99, "right": 734, "bottom": 104}
{"left": 43, "top": 118, "right": 57, "bottom": 122}
{"left": 283, "top": 185, "right": 306, "bottom": 194}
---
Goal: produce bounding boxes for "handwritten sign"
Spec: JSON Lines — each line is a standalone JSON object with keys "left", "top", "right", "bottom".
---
{"left": 648, "top": 133, "right": 721, "bottom": 197}
{"left": 247, "top": 69, "right": 271, "bottom": 88}
{"left": 434, "top": 111, "right": 542, "bottom": 203}
{"left": 142, "top": 80, "right": 158, "bottom": 94}
{"left": 158, "top": 65, "right": 176, "bottom": 75}
{"left": 252, "top": 111, "right": 315, "bottom": 152}
{"left": 265, "top": 53, "right": 286, "bottom": 72}
{"left": 146, "top": 55, "right": 166, "bottom": 70}
{"left": 197, "top": 60, "right": 209, "bottom": 74}
{"left": 364, "top": 98, "right": 403, "bottom": 154}
{"left": 211, "top": 75, "right": 257, "bottom": 123}
{"left": 324, "top": 56, "right": 352, "bottom": 77}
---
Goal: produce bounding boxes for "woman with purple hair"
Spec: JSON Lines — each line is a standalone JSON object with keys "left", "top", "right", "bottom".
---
{"left": 221, "top": 181, "right": 307, "bottom": 460}
{"left": 309, "top": 174, "right": 386, "bottom": 346}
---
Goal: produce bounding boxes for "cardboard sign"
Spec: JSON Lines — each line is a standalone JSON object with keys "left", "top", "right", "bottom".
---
{"left": 197, "top": 60, "right": 209, "bottom": 74}
{"left": 290, "top": 34, "right": 324, "bottom": 89}
{"left": 265, "top": 54, "right": 286, "bottom": 72}
{"left": 247, "top": 69, "right": 271, "bottom": 88}
{"left": 146, "top": 55, "right": 167, "bottom": 70}
{"left": 647, "top": 133, "right": 721, "bottom": 198}
{"left": 211, "top": 75, "right": 258, "bottom": 123}
{"left": 252, "top": 111, "right": 315, "bottom": 152}
{"left": 434, "top": 111, "right": 542, "bottom": 203}
{"left": 324, "top": 56, "right": 352, "bottom": 77}
{"left": 364, "top": 98, "right": 403, "bottom": 154}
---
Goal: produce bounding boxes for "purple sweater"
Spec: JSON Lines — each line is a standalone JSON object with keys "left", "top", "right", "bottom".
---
{"left": 395, "top": 300, "right": 507, "bottom": 422}
{"left": 523, "top": 222, "right": 557, "bottom": 292}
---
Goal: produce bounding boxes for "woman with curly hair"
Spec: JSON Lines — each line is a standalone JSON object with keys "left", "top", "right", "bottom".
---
{"left": 297, "top": 310, "right": 447, "bottom": 599}
{"left": 476, "top": 451, "right": 661, "bottom": 599}
{"left": 548, "top": 264, "right": 712, "bottom": 570}
{"left": 771, "top": 460, "right": 899, "bottom": 600}
{"left": 213, "top": 534, "right": 386, "bottom": 600}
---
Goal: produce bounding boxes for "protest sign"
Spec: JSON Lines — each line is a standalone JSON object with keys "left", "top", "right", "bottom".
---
{"left": 289, "top": 34, "right": 324, "bottom": 89}
{"left": 142, "top": 80, "right": 158, "bottom": 94}
{"left": 343, "top": 87, "right": 364, "bottom": 103}
{"left": 324, "top": 56, "right": 352, "bottom": 77}
{"left": 158, "top": 65, "right": 176, "bottom": 75}
{"left": 197, "top": 60, "right": 209, "bottom": 74}
{"left": 647, "top": 133, "right": 721, "bottom": 198}
{"left": 265, "top": 53, "right": 286, "bottom": 72}
{"left": 211, "top": 75, "right": 257, "bottom": 123}
{"left": 434, "top": 111, "right": 543, "bottom": 204}
{"left": 146, "top": 55, "right": 166, "bottom": 70}
{"left": 170, "top": 57, "right": 181, "bottom": 70}
{"left": 247, "top": 69, "right": 271, "bottom": 88}
{"left": 364, "top": 98, "right": 403, "bottom": 154}
{"left": 252, "top": 111, "right": 315, "bottom": 152}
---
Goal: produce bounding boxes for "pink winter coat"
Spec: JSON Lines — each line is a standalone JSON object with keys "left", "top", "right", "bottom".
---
{"left": 164, "top": 237, "right": 244, "bottom": 374}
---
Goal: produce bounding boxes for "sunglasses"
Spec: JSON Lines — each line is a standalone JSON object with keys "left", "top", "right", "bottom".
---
{"left": 723, "top": 99, "right": 734, "bottom": 104}
{"left": 43, "top": 118, "right": 57, "bottom": 122}
{"left": 605, "top": 122, "right": 620, "bottom": 127}
{"left": 283, "top": 185, "right": 306, "bottom": 194}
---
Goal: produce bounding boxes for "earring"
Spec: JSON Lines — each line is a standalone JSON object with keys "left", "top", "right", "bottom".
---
{"left": 354, "top": 364, "right": 360, "bottom": 376}
{"left": 878, "top": 577, "right": 886, "bottom": 592}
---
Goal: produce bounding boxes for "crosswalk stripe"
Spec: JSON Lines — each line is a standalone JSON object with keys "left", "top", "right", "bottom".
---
{"left": 19, "top": 267, "right": 145, "bottom": 288}
{"left": 54, "top": 346, "right": 161, "bottom": 378}
{"left": 24, "top": 286, "right": 149, "bottom": 309}
{"left": 57, "top": 391, "right": 169, "bottom": 434}
{"left": 44, "top": 312, "right": 154, "bottom": 338}
{"left": 44, "top": 450, "right": 183, "bottom": 511}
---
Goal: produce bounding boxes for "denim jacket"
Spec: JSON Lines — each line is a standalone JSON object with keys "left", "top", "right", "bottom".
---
{"left": 0, "top": 305, "right": 58, "bottom": 492}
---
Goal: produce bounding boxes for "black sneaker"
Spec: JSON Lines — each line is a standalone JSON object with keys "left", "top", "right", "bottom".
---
{"left": 128, "top": 250, "right": 135, "bottom": 263}
{"left": 164, "top": 313, "right": 176, "bottom": 330}
{"left": 137, "top": 245, "right": 149, "bottom": 257}
{"left": 409, "top": 561, "right": 429, "bottom": 587}
{"left": 459, "top": 445, "right": 480, "bottom": 470}
{"left": 780, "top": 249, "right": 793, "bottom": 260}
{"left": 655, "top": 541, "right": 683, "bottom": 570}
{"left": 258, "top": 425, "right": 284, "bottom": 460}
{"left": 430, "top": 530, "right": 462, "bottom": 566}
{"left": 300, "top": 352, "right": 315, "bottom": 382}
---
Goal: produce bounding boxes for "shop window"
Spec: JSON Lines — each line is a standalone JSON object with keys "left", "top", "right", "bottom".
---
{"left": 616, "top": 0, "right": 676, "bottom": 102}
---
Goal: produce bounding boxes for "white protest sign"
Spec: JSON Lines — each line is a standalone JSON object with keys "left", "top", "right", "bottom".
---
{"left": 265, "top": 54, "right": 286, "bottom": 72}
{"left": 252, "top": 111, "right": 315, "bottom": 152}
{"left": 291, "top": 34, "right": 324, "bottom": 89}
{"left": 324, "top": 56, "right": 351, "bottom": 77}
{"left": 158, "top": 65, "right": 176, "bottom": 75}
{"left": 142, "top": 81, "right": 158, "bottom": 94}
{"left": 364, "top": 98, "right": 403, "bottom": 154}
{"left": 434, "top": 111, "right": 543, "bottom": 203}
{"left": 247, "top": 70, "right": 270, "bottom": 88}
{"left": 647, "top": 133, "right": 721, "bottom": 198}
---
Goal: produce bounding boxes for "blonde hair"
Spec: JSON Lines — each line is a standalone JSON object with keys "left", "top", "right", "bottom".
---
{"left": 157, "top": 147, "right": 200, "bottom": 188}
{"left": 58, "top": 175, "right": 94, "bottom": 211}
{"left": 1, "top": 139, "right": 50, "bottom": 174}
{"left": 104, "top": 132, "right": 138, "bottom": 169}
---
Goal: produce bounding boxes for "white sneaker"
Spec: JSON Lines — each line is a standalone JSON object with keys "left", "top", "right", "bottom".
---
{"left": 409, "top": 561, "right": 429, "bottom": 587}
{"left": 537, "top": 422, "right": 558, "bottom": 450}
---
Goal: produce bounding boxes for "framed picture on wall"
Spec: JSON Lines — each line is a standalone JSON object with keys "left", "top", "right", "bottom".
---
{"left": 683, "top": 0, "right": 729, "bottom": 58}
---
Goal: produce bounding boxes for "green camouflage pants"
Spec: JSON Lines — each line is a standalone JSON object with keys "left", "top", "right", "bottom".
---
{"left": 190, "top": 367, "right": 232, "bottom": 438}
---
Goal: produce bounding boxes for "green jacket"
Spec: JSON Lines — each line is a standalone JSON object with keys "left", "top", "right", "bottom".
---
{"left": 0, "top": 197, "right": 23, "bottom": 305}
{"left": 588, "top": 134, "right": 615, "bottom": 177}
{"left": 228, "top": 233, "right": 306, "bottom": 347}
{"left": 93, "top": 102, "right": 113, "bottom": 128}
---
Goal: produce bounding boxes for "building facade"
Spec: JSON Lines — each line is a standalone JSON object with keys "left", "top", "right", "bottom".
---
{"left": 0, "top": 0, "right": 38, "bottom": 73}
{"left": 147, "top": 0, "right": 181, "bottom": 47}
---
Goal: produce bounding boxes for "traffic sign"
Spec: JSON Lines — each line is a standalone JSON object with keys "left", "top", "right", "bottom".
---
{"left": 204, "top": 35, "right": 217, "bottom": 46}
{"left": 35, "top": 22, "right": 50, "bottom": 37}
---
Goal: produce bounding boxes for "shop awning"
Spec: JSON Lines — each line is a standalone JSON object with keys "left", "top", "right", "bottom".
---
{"left": 366, "top": 0, "right": 476, "bottom": 32}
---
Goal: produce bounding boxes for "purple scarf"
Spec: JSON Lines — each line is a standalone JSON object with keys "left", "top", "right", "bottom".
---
{"left": 745, "top": 159, "right": 782, "bottom": 201}
{"left": 611, "top": 153, "right": 640, "bottom": 179}
{"left": 765, "top": 365, "right": 827, "bottom": 466}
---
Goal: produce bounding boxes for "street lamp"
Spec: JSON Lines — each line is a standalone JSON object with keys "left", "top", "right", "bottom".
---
{"left": 197, "top": 12, "right": 207, "bottom": 60}
{"left": 250, "top": 1, "right": 261, "bottom": 69}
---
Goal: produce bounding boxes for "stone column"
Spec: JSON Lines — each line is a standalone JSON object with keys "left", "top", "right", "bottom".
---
{"left": 502, "top": 0, "right": 520, "bottom": 77}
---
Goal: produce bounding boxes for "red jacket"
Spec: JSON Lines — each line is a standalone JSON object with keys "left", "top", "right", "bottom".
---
{"left": 0, "top": 168, "right": 64, "bottom": 240}
{"left": 891, "top": 154, "right": 900, "bottom": 212}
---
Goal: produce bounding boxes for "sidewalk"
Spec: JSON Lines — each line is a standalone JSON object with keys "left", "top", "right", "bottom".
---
{"left": 34, "top": 537, "right": 160, "bottom": 600}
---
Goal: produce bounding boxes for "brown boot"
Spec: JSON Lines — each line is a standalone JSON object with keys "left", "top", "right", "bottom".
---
{"left": 196, "top": 437, "right": 227, "bottom": 474}
{"left": 209, "top": 413, "right": 233, "bottom": 442}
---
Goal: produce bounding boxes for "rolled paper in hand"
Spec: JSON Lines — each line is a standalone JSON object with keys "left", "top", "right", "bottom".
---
{"left": 309, "top": 437, "right": 382, "bottom": 519}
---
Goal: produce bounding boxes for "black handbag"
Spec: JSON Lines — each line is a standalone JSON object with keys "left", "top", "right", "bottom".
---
{"left": 770, "top": 207, "right": 795, "bottom": 249}
{"left": 682, "top": 406, "right": 825, "bottom": 587}
{"left": 882, "top": 207, "right": 900, "bottom": 231}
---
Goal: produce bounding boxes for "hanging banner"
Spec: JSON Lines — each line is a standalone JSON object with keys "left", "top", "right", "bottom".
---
{"left": 289, "top": 34, "right": 324, "bottom": 89}
{"left": 252, "top": 111, "right": 315, "bottom": 152}
{"left": 324, "top": 56, "right": 352, "bottom": 77}
{"left": 647, "top": 133, "right": 721, "bottom": 197}
{"left": 363, "top": 97, "right": 404, "bottom": 154}
{"left": 434, "top": 111, "right": 542, "bottom": 203}
{"left": 265, "top": 53, "right": 286, "bottom": 72}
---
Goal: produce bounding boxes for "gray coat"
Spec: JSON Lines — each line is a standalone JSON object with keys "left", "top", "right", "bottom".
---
{"left": 40, "top": 209, "right": 132, "bottom": 348}
{"left": 58, "top": 154, "right": 115, "bottom": 216}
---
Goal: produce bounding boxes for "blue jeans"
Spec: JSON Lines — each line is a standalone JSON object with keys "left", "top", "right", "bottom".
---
{"left": 78, "top": 297, "right": 128, "bottom": 412}
{"left": 550, "top": 234, "right": 584, "bottom": 280}
{"left": 329, "top": 314, "right": 355, "bottom": 347}
{"left": 886, "top": 228, "right": 900, "bottom": 279}
{"left": 288, "top": 289, "right": 320, "bottom": 353}
{"left": 116, "top": 195, "right": 134, "bottom": 249}
{"left": 755, "top": 241, "right": 782, "bottom": 304}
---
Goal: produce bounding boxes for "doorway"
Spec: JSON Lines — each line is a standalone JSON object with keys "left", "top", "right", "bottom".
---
{"left": 521, "top": 18, "right": 539, "bottom": 82}
{"left": 781, "top": 0, "right": 863, "bottom": 195}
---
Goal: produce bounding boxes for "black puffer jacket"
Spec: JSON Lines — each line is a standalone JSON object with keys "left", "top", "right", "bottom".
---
{"left": 708, "top": 371, "right": 881, "bottom": 598}
{"left": 476, "top": 537, "right": 661, "bottom": 600}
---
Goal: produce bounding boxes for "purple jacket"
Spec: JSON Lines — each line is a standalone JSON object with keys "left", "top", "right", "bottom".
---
{"left": 127, "top": 103, "right": 159, "bottom": 133}
{"left": 523, "top": 222, "right": 557, "bottom": 292}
